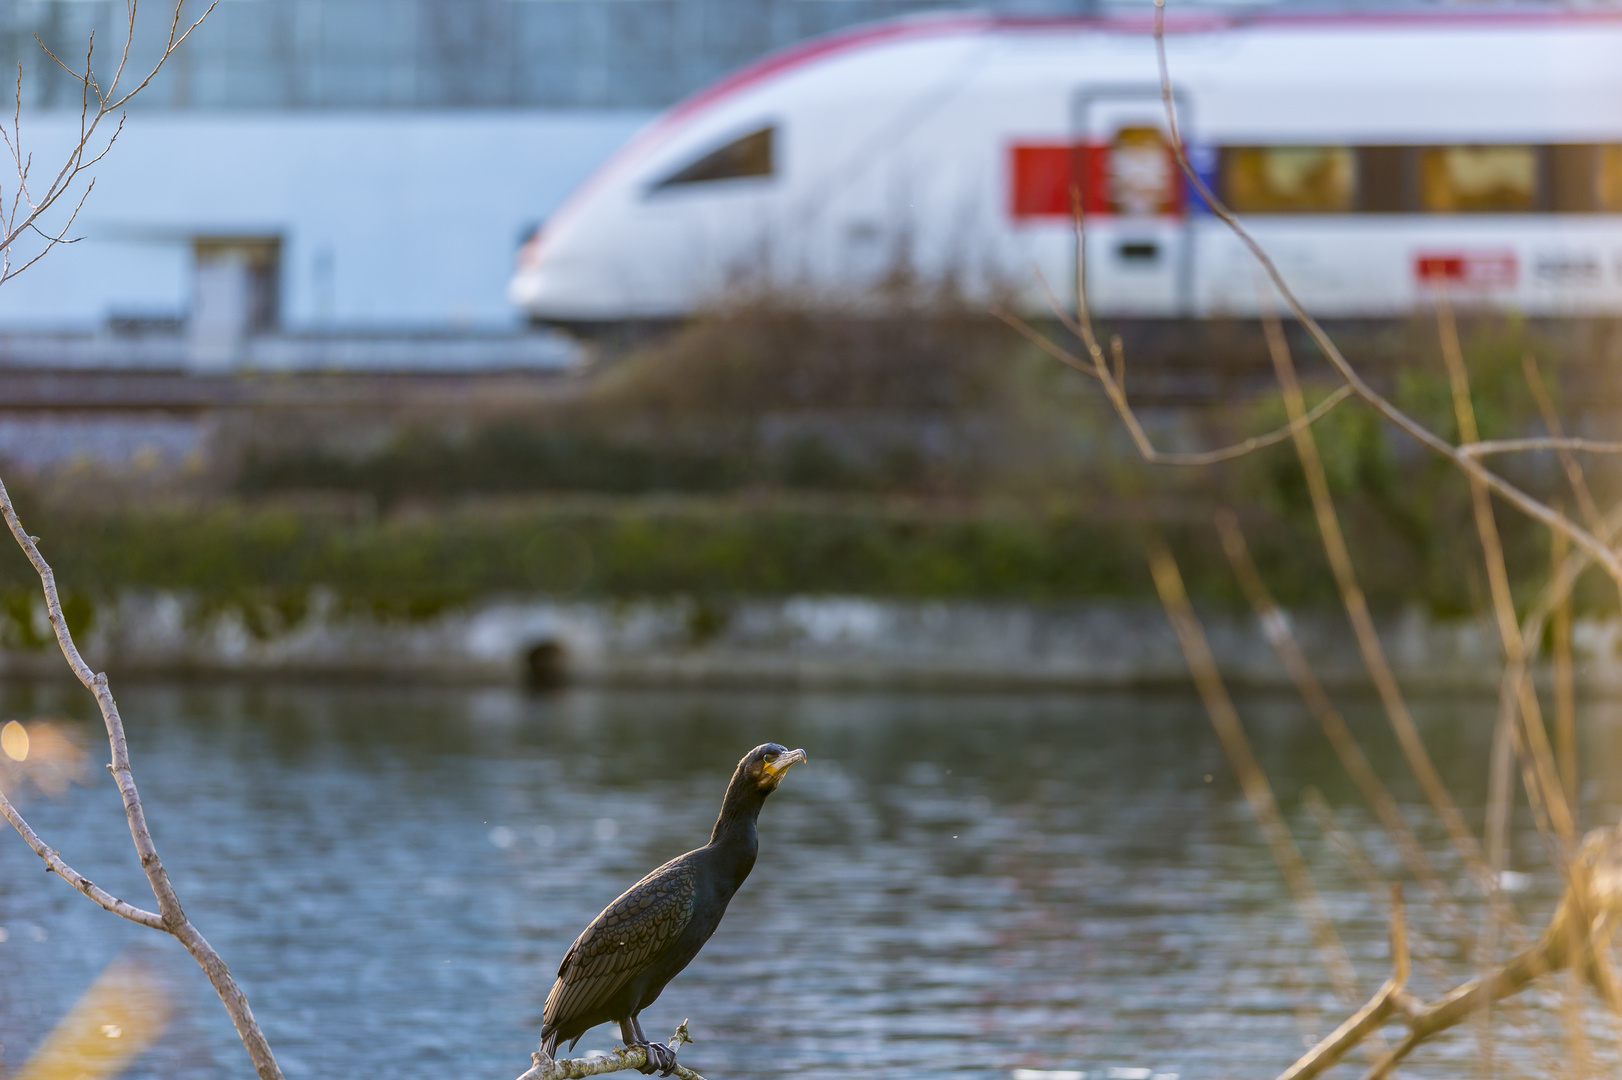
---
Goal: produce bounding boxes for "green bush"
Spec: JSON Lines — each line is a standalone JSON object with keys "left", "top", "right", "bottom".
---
{"left": 0, "top": 497, "right": 1329, "bottom": 627}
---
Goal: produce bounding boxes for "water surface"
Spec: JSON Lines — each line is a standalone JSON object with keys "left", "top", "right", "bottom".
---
{"left": 2, "top": 682, "right": 1619, "bottom": 1079}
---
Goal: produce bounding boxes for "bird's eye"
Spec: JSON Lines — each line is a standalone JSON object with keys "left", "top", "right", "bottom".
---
{"left": 763, "top": 753, "right": 778, "bottom": 762}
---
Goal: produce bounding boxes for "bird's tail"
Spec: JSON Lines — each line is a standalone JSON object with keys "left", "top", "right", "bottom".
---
{"left": 539, "top": 1028, "right": 560, "bottom": 1061}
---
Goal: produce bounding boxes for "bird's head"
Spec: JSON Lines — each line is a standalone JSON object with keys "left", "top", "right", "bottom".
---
{"left": 742, "top": 743, "right": 807, "bottom": 793}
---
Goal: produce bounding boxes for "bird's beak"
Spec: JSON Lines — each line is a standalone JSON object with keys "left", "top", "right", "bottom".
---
{"left": 763, "top": 748, "right": 807, "bottom": 778}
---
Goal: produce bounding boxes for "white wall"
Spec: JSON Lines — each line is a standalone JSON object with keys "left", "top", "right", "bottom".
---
{"left": 0, "top": 110, "right": 653, "bottom": 330}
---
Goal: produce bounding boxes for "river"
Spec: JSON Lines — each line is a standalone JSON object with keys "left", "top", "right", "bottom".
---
{"left": 1, "top": 681, "right": 1618, "bottom": 1079}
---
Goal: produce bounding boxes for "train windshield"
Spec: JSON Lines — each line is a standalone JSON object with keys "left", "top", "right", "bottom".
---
{"left": 651, "top": 125, "right": 775, "bottom": 191}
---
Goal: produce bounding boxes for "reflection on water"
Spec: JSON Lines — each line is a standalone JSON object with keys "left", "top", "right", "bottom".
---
{"left": 1, "top": 682, "right": 1621, "bottom": 1079}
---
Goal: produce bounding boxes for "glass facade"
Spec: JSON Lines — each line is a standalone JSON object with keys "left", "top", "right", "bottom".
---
{"left": 0, "top": 0, "right": 1093, "bottom": 111}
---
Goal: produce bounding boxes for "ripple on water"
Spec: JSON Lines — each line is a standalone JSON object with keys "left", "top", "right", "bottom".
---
{"left": 0, "top": 683, "right": 1616, "bottom": 1079}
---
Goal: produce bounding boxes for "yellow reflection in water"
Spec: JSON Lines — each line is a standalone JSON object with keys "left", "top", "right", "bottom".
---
{"left": 15, "top": 954, "right": 172, "bottom": 1080}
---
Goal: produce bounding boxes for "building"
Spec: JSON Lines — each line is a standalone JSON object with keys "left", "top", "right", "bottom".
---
{"left": 0, "top": 0, "right": 1094, "bottom": 367}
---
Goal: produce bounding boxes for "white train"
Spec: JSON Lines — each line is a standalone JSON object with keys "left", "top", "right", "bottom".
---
{"left": 509, "top": 6, "right": 1622, "bottom": 326}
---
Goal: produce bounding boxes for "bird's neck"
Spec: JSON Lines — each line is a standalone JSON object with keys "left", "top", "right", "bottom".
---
{"left": 708, "top": 775, "right": 765, "bottom": 869}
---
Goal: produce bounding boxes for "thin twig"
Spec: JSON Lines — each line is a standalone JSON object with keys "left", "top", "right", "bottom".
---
{"left": 0, "top": 477, "right": 284, "bottom": 1080}
{"left": 1458, "top": 436, "right": 1622, "bottom": 458}
{"left": 995, "top": 265, "right": 1355, "bottom": 467}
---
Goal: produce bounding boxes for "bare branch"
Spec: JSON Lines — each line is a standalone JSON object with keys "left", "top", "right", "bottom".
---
{"left": 1521, "top": 353, "right": 1621, "bottom": 618}
{"left": 0, "top": 1, "right": 214, "bottom": 274}
{"left": 105, "top": 1, "right": 219, "bottom": 112}
{"left": 0, "top": 475, "right": 283, "bottom": 1080}
{"left": 0, "top": 787, "right": 164, "bottom": 929}
{"left": 991, "top": 304, "right": 1098, "bottom": 379}
{"left": 3, "top": 176, "right": 95, "bottom": 285}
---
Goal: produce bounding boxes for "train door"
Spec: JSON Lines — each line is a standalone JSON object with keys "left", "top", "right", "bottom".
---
{"left": 1072, "top": 90, "right": 1190, "bottom": 316}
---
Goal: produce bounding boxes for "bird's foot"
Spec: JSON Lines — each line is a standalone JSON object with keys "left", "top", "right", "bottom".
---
{"left": 631, "top": 1039, "right": 678, "bottom": 1076}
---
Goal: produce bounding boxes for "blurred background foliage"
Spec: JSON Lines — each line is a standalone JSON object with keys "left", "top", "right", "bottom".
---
{"left": 6, "top": 305, "right": 1619, "bottom": 637}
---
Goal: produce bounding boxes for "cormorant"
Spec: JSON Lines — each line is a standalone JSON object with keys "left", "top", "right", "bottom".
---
{"left": 539, "top": 742, "right": 807, "bottom": 1076}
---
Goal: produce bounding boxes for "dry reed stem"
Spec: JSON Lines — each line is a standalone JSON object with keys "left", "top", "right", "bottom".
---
{"left": 1275, "top": 884, "right": 1411, "bottom": 1080}
{"left": 1147, "top": 546, "right": 1367, "bottom": 1012}
{"left": 1014, "top": 72, "right": 1497, "bottom": 905}
{"left": 1552, "top": 521, "right": 1578, "bottom": 812}
{"left": 1217, "top": 512, "right": 1471, "bottom": 942}
{"left": 1259, "top": 304, "right": 1494, "bottom": 896}
{"left": 1522, "top": 352, "right": 1622, "bottom": 624}
{"left": 1433, "top": 306, "right": 1597, "bottom": 1079}
{"left": 1302, "top": 789, "right": 1454, "bottom": 987}
{"left": 1278, "top": 824, "right": 1622, "bottom": 1080}
{"left": 1299, "top": 789, "right": 1559, "bottom": 1045}
{"left": 1434, "top": 294, "right": 1548, "bottom": 1080}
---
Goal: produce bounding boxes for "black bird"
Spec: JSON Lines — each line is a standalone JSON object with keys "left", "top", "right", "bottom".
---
{"left": 539, "top": 743, "right": 807, "bottom": 1076}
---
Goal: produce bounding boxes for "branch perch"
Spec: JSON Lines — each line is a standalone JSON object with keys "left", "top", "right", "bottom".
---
{"left": 518, "top": 1023, "right": 707, "bottom": 1080}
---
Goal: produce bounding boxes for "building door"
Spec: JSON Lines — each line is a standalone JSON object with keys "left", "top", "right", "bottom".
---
{"left": 189, "top": 237, "right": 281, "bottom": 367}
{"left": 1072, "top": 90, "right": 1191, "bottom": 317}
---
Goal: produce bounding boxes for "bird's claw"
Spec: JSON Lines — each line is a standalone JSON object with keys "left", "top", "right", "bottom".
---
{"left": 632, "top": 1039, "right": 678, "bottom": 1076}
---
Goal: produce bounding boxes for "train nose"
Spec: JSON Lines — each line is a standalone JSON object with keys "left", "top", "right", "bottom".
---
{"left": 515, "top": 223, "right": 546, "bottom": 272}
{"left": 508, "top": 229, "right": 553, "bottom": 308}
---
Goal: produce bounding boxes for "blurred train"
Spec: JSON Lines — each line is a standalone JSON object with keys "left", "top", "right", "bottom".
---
{"left": 509, "top": 6, "right": 1622, "bottom": 327}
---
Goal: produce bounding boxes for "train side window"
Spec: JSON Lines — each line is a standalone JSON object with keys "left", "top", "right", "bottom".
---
{"left": 1418, "top": 145, "right": 1538, "bottom": 213}
{"left": 1221, "top": 146, "right": 1354, "bottom": 212}
{"left": 651, "top": 126, "right": 774, "bottom": 191}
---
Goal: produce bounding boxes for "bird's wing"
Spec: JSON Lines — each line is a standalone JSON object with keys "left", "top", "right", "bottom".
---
{"left": 544, "top": 859, "right": 699, "bottom": 1030}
